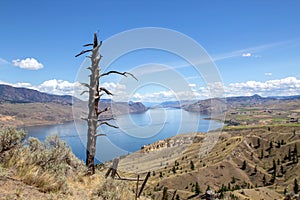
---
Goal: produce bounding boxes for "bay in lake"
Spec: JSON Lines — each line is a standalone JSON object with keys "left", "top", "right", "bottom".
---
{"left": 24, "top": 108, "right": 223, "bottom": 163}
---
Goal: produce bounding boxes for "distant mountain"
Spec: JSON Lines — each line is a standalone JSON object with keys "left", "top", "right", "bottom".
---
{"left": 182, "top": 98, "right": 227, "bottom": 115}
{"left": 145, "top": 100, "right": 196, "bottom": 109}
{"left": 269, "top": 95, "right": 300, "bottom": 100}
{"left": 141, "top": 102, "right": 160, "bottom": 108}
{"left": 0, "top": 84, "right": 148, "bottom": 127}
{"left": 182, "top": 94, "right": 300, "bottom": 114}
{"left": 0, "top": 84, "right": 75, "bottom": 104}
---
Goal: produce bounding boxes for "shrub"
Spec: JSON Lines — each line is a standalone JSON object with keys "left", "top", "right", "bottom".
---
{"left": 4, "top": 134, "right": 84, "bottom": 192}
{"left": 0, "top": 164, "right": 6, "bottom": 180}
{"left": 93, "top": 178, "right": 135, "bottom": 200}
{"left": 0, "top": 127, "right": 26, "bottom": 153}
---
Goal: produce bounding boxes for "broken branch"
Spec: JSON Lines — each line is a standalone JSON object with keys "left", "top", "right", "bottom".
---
{"left": 95, "top": 133, "right": 107, "bottom": 137}
{"left": 80, "top": 82, "right": 91, "bottom": 89}
{"left": 80, "top": 90, "right": 89, "bottom": 95}
{"left": 97, "top": 122, "right": 118, "bottom": 129}
{"left": 98, "top": 107, "right": 110, "bottom": 115}
{"left": 83, "top": 43, "right": 93, "bottom": 47}
{"left": 75, "top": 49, "right": 92, "bottom": 57}
{"left": 100, "top": 71, "right": 138, "bottom": 81}
{"left": 99, "top": 87, "right": 113, "bottom": 96}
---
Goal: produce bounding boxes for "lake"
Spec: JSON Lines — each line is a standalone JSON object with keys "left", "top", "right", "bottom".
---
{"left": 24, "top": 108, "right": 223, "bottom": 163}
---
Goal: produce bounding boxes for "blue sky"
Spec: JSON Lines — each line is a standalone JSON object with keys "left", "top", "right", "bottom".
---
{"left": 0, "top": 0, "right": 300, "bottom": 101}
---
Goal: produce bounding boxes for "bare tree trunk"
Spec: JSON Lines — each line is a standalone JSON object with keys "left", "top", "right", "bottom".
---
{"left": 86, "top": 33, "right": 100, "bottom": 174}
{"left": 76, "top": 33, "right": 136, "bottom": 175}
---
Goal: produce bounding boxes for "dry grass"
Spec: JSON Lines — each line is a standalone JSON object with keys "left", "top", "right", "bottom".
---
{"left": 92, "top": 177, "right": 136, "bottom": 200}
{"left": 117, "top": 125, "right": 300, "bottom": 199}
{"left": 2, "top": 134, "right": 84, "bottom": 192}
{"left": 0, "top": 127, "right": 148, "bottom": 199}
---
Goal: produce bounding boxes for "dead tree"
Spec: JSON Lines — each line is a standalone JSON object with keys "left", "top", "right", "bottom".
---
{"left": 76, "top": 33, "right": 136, "bottom": 174}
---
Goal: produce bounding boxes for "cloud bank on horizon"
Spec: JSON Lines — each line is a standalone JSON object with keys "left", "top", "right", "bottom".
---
{"left": 1, "top": 76, "right": 300, "bottom": 102}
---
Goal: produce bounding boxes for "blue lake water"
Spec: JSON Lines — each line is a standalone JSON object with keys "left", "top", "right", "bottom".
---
{"left": 24, "top": 108, "right": 223, "bottom": 163}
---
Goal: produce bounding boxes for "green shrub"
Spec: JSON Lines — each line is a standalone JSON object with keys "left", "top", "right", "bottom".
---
{"left": 93, "top": 178, "right": 135, "bottom": 200}
{"left": 4, "top": 134, "right": 84, "bottom": 192}
{"left": 0, "top": 127, "right": 26, "bottom": 153}
{"left": 0, "top": 164, "right": 6, "bottom": 180}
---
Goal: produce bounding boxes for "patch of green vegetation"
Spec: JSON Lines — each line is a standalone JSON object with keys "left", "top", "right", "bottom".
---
{"left": 277, "top": 123, "right": 300, "bottom": 127}
{"left": 223, "top": 123, "right": 300, "bottom": 131}
{"left": 236, "top": 108, "right": 260, "bottom": 112}
{"left": 272, "top": 117, "right": 287, "bottom": 123}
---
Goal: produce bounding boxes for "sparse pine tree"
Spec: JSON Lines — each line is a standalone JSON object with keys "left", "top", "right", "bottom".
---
{"left": 268, "top": 147, "right": 272, "bottom": 155}
{"left": 289, "top": 147, "right": 292, "bottom": 161}
{"left": 176, "top": 194, "right": 180, "bottom": 200}
{"left": 273, "top": 159, "right": 277, "bottom": 171}
{"left": 195, "top": 182, "right": 201, "bottom": 195}
{"left": 254, "top": 165, "right": 257, "bottom": 174}
{"left": 280, "top": 165, "right": 284, "bottom": 174}
{"left": 206, "top": 185, "right": 211, "bottom": 192}
{"left": 162, "top": 187, "right": 168, "bottom": 200}
{"left": 270, "top": 141, "right": 273, "bottom": 149}
{"left": 234, "top": 184, "right": 241, "bottom": 190}
{"left": 263, "top": 175, "right": 267, "bottom": 186}
{"left": 294, "top": 179, "right": 299, "bottom": 194}
{"left": 190, "top": 160, "right": 195, "bottom": 171}
{"left": 219, "top": 191, "right": 224, "bottom": 199}
{"left": 172, "top": 166, "right": 176, "bottom": 174}
{"left": 277, "top": 141, "right": 281, "bottom": 148}
{"left": 152, "top": 171, "right": 156, "bottom": 176}
{"left": 293, "top": 143, "right": 298, "bottom": 163}
{"left": 272, "top": 159, "right": 276, "bottom": 181}
{"left": 241, "top": 160, "right": 247, "bottom": 170}
{"left": 231, "top": 176, "right": 236, "bottom": 184}
{"left": 260, "top": 149, "right": 264, "bottom": 159}
{"left": 257, "top": 138, "right": 261, "bottom": 148}
{"left": 277, "top": 159, "right": 280, "bottom": 165}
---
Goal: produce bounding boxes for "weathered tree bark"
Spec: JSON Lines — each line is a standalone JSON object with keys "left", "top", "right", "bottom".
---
{"left": 76, "top": 33, "right": 136, "bottom": 175}
{"left": 85, "top": 33, "right": 101, "bottom": 174}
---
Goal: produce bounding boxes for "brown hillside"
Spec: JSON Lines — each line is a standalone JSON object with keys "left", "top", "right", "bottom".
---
{"left": 117, "top": 125, "right": 300, "bottom": 199}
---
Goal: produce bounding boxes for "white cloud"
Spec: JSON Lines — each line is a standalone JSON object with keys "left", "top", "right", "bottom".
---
{"left": 1, "top": 76, "right": 300, "bottom": 102}
{"left": 38, "top": 79, "right": 79, "bottom": 95}
{"left": 242, "top": 53, "right": 252, "bottom": 57}
{"left": 265, "top": 72, "right": 272, "bottom": 76}
{"left": 12, "top": 57, "right": 44, "bottom": 70}
{"left": 130, "top": 90, "right": 177, "bottom": 102}
{"left": 101, "top": 82, "right": 126, "bottom": 91}
{"left": 43, "top": 77, "right": 300, "bottom": 100}
{"left": 0, "top": 79, "right": 79, "bottom": 96}
{"left": 188, "top": 83, "right": 196, "bottom": 88}
{"left": 226, "top": 77, "right": 300, "bottom": 97}
{"left": 0, "top": 80, "right": 35, "bottom": 89}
